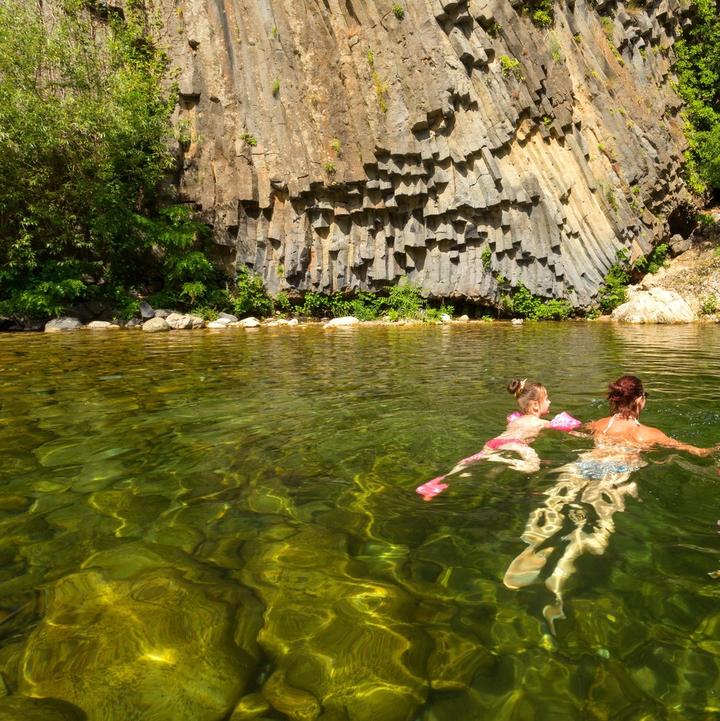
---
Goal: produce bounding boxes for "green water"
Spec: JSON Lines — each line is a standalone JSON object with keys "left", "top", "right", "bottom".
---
{"left": 0, "top": 323, "right": 719, "bottom": 721}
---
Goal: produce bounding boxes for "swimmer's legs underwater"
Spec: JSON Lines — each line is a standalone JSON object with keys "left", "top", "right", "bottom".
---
{"left": 503, "top": 459, "right": 638, "bottom": 633}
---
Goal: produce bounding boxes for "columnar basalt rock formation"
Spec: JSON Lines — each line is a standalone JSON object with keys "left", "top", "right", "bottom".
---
{"left": 154, "top": 0, "right": 690, "bottom": 306}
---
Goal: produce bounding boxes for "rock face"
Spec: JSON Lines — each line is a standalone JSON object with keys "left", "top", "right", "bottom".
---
{"left": 612, "top": 286, "right": 695, "bottom": 323}
{"left": 143, "top": 0, "right": 690, "bottom": 307}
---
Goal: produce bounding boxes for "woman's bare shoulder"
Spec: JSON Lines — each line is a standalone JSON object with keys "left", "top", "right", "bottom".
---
{"left": 585, "top": 417, "right": 611, "bottom": 432}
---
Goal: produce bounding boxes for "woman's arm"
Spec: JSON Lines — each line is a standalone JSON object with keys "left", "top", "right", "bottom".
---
{"left": 641, "top": 427, "right": 717, "bottom": 457}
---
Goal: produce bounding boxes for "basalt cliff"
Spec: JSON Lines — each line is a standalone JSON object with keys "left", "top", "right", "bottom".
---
{"left": 150, "top": 0, "right": 690, "bottom": 307}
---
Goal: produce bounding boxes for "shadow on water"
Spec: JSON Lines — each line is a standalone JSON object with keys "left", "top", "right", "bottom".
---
{"left": 0, "top": 324, "right": 719, "bottom": 720}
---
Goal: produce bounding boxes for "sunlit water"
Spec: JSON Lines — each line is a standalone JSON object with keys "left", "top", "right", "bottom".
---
{"left": 0, "top": 323, "right": 719, "bottom": 720}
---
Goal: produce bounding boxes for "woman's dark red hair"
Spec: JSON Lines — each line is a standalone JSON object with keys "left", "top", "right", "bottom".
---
{"left": 607, "top": 375, "right": 644, "bottom": 417}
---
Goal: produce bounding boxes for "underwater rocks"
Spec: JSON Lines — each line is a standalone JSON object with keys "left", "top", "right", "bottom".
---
{"left": 17, "top": 542, "right": 262, "bottom": 721}
{"left": 0, "top": 697, "right": 86, "bottom": 721}
{"left": 240, "top": 525, "right": 430, "bottom": 721}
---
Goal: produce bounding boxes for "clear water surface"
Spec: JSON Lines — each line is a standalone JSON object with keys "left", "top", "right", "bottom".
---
{"left": 0, "top": 323, "right": 719, "bottom": 721}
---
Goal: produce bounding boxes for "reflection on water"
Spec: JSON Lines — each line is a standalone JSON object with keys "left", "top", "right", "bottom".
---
{"left": 0, "top": 324, "right": 719, "bottom": 720}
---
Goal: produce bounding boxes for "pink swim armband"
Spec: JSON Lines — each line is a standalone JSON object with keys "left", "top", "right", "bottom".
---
{"left": 549, "top": 412, "right": 582, "bottom": 431}
{"left": 507, "top": 410, "right": 581, "bottom": 430}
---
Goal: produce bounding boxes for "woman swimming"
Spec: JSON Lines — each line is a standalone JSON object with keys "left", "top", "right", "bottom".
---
{"left": 586, "top": 375, "right": 717, "bottom": 456}
{"left": 416, "top": 379, "right": 580, "bottom": 500}
{"left": 503, "top": 374, "right": 718, "bottom": 632}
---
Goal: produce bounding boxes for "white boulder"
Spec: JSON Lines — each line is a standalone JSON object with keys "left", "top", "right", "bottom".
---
{"left": 612, "top": 287, "right": 696, "bottom": 324}
{"left": 323, "top": 316, "right": 359, "bottom": 328}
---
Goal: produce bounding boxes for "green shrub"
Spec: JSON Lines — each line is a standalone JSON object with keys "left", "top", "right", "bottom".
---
{"left": 392, "top": 4, "right": 405, "bottom": 20}
{"left": 425, "top": 303, "right": 455, "bottom": 322}
{"left": 233, "top": 267, "right": 273, "bottom": 318}
{"left": 633, "top": 243, "right": 669, "bottom": 275}
{"left": 385, "top": 282, "right": 424, "bottom": 319}
{"left": 533, "top": 9, "right": 553, "bottom": 27}
{"left": 300, "top": 292, "right": 331, "bottom": 318}
{"left": 597, "top": 251, "right": 631, "bottom": 314}
{"left": 502, "top": 284, "right": 573, "bottom": 320}
{"left": 499, "top": 55, "right": 522, "bottom": 80}
{"left": 701, "top": 294, "right": 719, "bottom": 314}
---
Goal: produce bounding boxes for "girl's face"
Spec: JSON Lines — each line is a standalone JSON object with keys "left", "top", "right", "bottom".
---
{"left": 532, "top": 389, "right": 551, "bottom": 417}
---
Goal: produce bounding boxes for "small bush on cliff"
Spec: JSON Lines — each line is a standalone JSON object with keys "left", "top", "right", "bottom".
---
{"left": 596, "top": 251, "right": 631, "bottom": 314}
{"left": 633, "top": 242, "right": 669, "bottom": 275}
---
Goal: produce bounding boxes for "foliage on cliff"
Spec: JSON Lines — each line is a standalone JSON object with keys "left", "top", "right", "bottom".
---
{"left": 675, "top": 0, "right": 720, "bottom": 194}
{"left": 0, "top": 0, "right": 218, "bottom": 319}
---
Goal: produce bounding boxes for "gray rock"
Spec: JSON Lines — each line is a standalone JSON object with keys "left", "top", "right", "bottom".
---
{"left": 44, "top": 317, "right": 83, "bottom": 333}
{"left": 142, "top": 317, "right": 170, "bottom": 332}
{"left": 239, "top": 317, "right": 261, "bottom": 328}
{"left": 125, "top": 318, "right": 143, "bottom": 329}
{"left": 166, "top": 313, "right": 204, "bottom": 330}
{"left": 154, "top": 309, "right": 172, "bottom": 319}
{"left": 139, "top": 301, "right": 155, "bottom": 319}
{"left": 669, "top": 233, "right": 691, "bottom": 255}
{"left": 206, "top": 320, "right": 229, "bottom": 328}
{"left": 218, "top": 312, "right": 239, "bottom": 322}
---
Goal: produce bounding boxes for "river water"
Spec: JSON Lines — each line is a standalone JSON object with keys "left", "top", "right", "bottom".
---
{"left": 0, "top": 323, "right": 718, "bottom": 720}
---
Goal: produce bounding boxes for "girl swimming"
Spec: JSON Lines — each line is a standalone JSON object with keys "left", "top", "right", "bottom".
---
{"left": 416, "top": 379, "right": 580, "bottom": 500}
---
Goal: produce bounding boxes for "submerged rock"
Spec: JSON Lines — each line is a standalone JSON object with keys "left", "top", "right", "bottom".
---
{"left": 19, "top": 542, "right": 261, "bottom": 721}
{"left": 240, "top": 526, "right": 429, "bottom": 721}
{"left": 44, "top": 317, "right": 82, "bottom": 333}
{"left": 612, "top": 287, "right": 695, "bottom": 323}
{"left": 0, "top": 696, "right": 85, "bottom": 721}
{"left": 86, "top": 321, "right": 119, "bottom": 330}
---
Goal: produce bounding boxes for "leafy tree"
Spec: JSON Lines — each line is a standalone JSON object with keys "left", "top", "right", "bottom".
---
{"left": 675, "top": 0, "right": 720, "bottom": 193}
{"left": 0, "top": 0, "right": 218, "bottom": 319}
